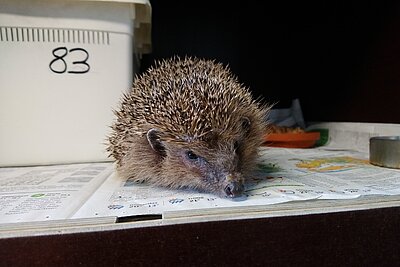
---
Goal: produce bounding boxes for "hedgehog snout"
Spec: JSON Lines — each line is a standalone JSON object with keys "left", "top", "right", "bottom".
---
{"left": 224, "top": 180, "right": 244, "bottom": 198}
{"left": 223, "top": 174, "right": 244, "bottom": 198}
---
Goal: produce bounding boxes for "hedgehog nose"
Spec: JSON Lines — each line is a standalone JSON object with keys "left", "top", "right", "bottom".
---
{"left": 224, "top": 180, "right": 244, "bottom": 198}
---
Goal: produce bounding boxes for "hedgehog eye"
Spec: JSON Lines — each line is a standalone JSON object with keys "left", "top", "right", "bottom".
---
{"left": 186, "top": 150, "right": 199, "bottom": 160}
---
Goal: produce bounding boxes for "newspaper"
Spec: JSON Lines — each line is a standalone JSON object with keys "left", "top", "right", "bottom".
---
{"left": 71, "top": 146, "right": 400, "bottom": 219}
{"left": 1, "top": 123, "right": 400, "bottom": 224}
{"left": 0, "top": 162, "right": 112, "bottom": 224}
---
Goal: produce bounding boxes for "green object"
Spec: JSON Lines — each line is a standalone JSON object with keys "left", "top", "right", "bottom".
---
{"left": 307, "top": 128, "right": 329, "bottom": 147}
{"left": 257, "top": 163, "right": 282, "bottom": 173}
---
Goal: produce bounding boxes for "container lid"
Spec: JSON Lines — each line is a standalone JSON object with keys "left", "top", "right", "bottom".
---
{"left": 80, "top": 0, "right": 152, "bottom": 54}
{"left": 0, "top": 0, "right": 152, "bottom": 54}
{"left": 370, "top": 136, "right": 400, "bottom": 169}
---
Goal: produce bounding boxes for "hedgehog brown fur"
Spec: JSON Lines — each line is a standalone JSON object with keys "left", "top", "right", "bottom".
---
{"left": 107, "top": 56, "right": 271, "bottom": 198}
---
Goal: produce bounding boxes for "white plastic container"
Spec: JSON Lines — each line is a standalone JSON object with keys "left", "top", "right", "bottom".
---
{"left": 0, "top": 0, "right": 151, "bottom": 166}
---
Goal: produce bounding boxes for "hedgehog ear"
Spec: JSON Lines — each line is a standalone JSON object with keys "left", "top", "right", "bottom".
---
{"left": 240, "top": 117, "right": 251, "bottom": 134}
{"left": 146, "top": 129, "right": 166, "bottom": 157}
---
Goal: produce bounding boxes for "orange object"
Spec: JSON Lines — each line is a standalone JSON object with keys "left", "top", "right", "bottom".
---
{"left": 263, "top": 132, "right": 321, "bottom": 148}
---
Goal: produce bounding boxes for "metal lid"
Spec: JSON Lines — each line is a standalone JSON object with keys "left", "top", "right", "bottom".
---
{"left": 369, "top": 136, "right": 400, "bottom": 169}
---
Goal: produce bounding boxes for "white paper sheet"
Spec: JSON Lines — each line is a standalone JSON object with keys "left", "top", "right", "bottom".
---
{"left": 0, "top": 162, "right": 112, "bottom": 223}
{"left": 2, "top": 122, "right": 400, "bottom": 224}
{"left": 72, "top": 146, "right": 400, "bottom": 219}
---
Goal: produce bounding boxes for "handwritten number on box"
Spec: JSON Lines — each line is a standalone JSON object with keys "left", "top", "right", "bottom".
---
{"left": 49, "top": 47, "right": 90, "bottom": 74}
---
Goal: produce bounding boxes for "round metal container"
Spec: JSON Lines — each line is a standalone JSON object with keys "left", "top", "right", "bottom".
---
{"left": 369, "top": 136, "right": 400, "bottom": 169}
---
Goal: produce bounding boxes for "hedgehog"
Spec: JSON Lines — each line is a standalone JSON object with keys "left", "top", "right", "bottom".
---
{"left": 107, "top": 56, "right": 271, "bottom": 198}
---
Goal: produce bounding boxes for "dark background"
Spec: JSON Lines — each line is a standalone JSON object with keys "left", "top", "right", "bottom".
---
{"left": 140, "top": 0, "right": 400, "bottom": 124}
